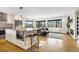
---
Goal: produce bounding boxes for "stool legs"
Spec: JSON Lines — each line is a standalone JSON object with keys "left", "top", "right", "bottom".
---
{"left": 37, "top": 34, "right": 39, "bottom": 48}
{"left": 30, "top": 36, "right": 33, "bottom": 51}
{"left": 30, "top": 34, "right": 39, "bottom": 52}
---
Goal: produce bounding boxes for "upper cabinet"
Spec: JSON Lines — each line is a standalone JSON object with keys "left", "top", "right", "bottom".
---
{"left": 0, "top": 12, "right": 7, "bottom": 21}
{"left": 7, "top": 14, "right": 15, "bottom": 24}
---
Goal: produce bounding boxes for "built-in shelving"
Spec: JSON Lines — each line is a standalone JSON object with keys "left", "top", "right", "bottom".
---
{"left": 76, "top": 11, "right": 79, "bottom": 36}
{"left": 76, "top": 11, "right": 79, "bottom": 39}
{"left": 77, "top": 20, "right": 79, "bottom": 35}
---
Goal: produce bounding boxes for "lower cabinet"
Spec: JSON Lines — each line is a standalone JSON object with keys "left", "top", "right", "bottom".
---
{"left": 5, "top": 29, "right": 38, "bottom": 50}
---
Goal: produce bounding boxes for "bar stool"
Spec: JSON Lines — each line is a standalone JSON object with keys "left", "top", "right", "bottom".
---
{"left": 24, "top": 31, "right": 40, "bottom": 52}
{"left": 30, "top": 31, "right": 39, "bottom": 51}
{"left": 25, "top": 34, "right": 33, "bottom": 51}
{"left": 31, "top": 31, "right": 39, "bottom": 51}
{"left": 30, "top": 30, "right": 38, "bottom": 51}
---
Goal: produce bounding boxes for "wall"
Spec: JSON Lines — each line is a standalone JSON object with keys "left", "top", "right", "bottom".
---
{"left": 35, "top": 16, "right": 68, "bottom": 33}
{"left": 47, "top": 16, "right": 68, "bottom": 33}
{"left": 68, "top": 10, "right": 78, "bottom": 40}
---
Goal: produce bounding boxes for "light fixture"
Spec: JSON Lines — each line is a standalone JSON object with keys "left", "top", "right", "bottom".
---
{"left": 19, "top": 7, "right": 23, "bottom": 9}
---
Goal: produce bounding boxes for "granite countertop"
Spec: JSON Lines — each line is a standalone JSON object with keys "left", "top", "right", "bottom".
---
{"left": 16, "top": 28, "right": 38, "bottom": 32}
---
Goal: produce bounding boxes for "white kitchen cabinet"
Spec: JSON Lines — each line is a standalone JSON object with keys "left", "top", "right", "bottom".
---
{"left": 5, "top": 29, "right": 38, "bottom": 50}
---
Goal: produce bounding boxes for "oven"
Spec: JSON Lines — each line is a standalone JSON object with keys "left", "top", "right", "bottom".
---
{"left": 16, "top": 31, "right": 24, "bottom": 41}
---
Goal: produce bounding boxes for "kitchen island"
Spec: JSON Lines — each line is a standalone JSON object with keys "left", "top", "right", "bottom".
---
{"left": 5, "top": 28, "right": 39, "bottom": 51}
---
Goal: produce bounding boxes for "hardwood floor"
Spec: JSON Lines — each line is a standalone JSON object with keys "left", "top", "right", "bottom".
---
{"left": 33, "top": 34, "right": 79, "bottom": 52}
{"left": 0, "top": 39, "right": 26, "bottom": 52}
{"left": 0, "top": 33, "right": 79, "bottom": 52}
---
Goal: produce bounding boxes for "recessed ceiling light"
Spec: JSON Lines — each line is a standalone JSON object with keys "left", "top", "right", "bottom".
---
{"left": 33, "top": 9, "right": 36, "bottom": 12}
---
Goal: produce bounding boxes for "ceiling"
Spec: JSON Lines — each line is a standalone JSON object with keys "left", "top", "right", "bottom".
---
{"left": 0, "top": 7, "right": 79, "bottom": 19}
{"left": 19, "top": 7, "right": 79, "bottom": 19}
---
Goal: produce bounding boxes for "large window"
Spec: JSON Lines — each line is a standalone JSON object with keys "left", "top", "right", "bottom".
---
{"left": 36, "top": 20, "right": 46, "bottom": 28}
{"left": 47, "top": 19, "right": 62, "bottom": 27}
{"left": 25, "top": 20, "right": 33, "bottom": 28}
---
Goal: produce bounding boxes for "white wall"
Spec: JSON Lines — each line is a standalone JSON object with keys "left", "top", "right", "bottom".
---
{"left": 69, "top": 10, "right": 78, "bottom": 39}
{"left": 35, "top": 16, "right": 68, "bottom": 33}
{"left": 48, "top": 16, "right": 68, "bottom": 33}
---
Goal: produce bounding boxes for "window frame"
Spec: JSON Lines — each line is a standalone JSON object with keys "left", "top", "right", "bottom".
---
{"left": 47, "top": 19, "right": 62, "bottom": 28}
{"left": 36, "top": 20, "right": 46, "bottom": 28}
{"left": 25, "top": 20, "right": 33, "bottom": 28}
